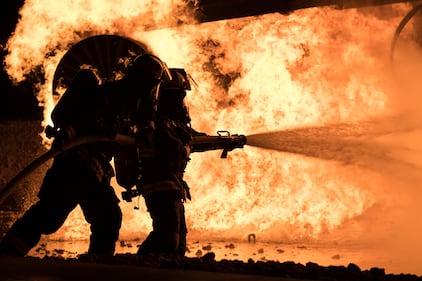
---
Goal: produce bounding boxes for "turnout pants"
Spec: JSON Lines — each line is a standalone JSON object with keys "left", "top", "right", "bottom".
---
{"left": 0, "top": 153, "right": 122, "bottom": 256}
{"left": 137, "top": 189, "right": 187, "bottom": 256}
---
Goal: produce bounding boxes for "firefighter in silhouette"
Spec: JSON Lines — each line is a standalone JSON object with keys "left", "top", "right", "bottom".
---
{"left": 0, "top": 54, "right": 170, "bottom": 258}
{"left": 136, "top": 68, "right": 203, "bottom": 257}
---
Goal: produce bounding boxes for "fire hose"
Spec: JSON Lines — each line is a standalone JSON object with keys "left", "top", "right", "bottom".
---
{"left": 0, "top": 131, "right": 246, "bottom": 206}
{"left": 0, "top": 134, "right": 135, "bottom": 207}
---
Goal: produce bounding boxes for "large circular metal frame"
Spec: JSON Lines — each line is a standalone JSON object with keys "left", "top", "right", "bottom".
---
{"left": 52, "top": 34, "right": 151, "bottom": 98}
{"left": 390, "top": 3, "right": 422, "bottom": 64}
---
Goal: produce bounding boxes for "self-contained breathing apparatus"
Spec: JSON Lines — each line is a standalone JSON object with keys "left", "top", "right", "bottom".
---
{"left": 117, "top": 67, "right": 193, "bottom": 201}
{"left": 45, "top": 53, "right": 172, "bottom": 191}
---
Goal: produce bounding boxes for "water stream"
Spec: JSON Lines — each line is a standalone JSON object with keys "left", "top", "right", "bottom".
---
{"left": 246, "top": 116, "right": 422, "bottom": 183}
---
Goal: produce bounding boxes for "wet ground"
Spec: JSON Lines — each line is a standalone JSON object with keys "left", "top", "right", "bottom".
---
{"left": 26, "top": 237, "right": 421, "bottom": 277}
{"left": 1, "top": 238, "right": 412, "bottom": 281}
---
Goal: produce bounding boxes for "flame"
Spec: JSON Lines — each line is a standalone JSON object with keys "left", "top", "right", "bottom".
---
{"left": 4, "top": 1, "right": 422, "bottom": 245}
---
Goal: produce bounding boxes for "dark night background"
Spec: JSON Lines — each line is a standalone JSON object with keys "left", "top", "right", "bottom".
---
{"left": 0, "top": 0, "right": 42, "bottom": 120}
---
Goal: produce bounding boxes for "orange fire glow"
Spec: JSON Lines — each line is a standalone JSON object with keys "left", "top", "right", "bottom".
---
{"left": 4, "top": 0, "right": 422, "bottom": 254}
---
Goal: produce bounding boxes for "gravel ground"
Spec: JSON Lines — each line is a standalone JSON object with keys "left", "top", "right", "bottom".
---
{"left": 17, "top": 252, "right": 421, "bottom": 281}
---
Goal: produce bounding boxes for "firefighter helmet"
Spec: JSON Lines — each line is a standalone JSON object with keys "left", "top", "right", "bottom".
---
{"left": 125, "top": 54, "right": 171, "bottom": 84}
{"left": 161, "top": 68, "right": 191, "bottom": 91}
{"left": 157, "top": 68, "right": 192, "bottom": 123}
